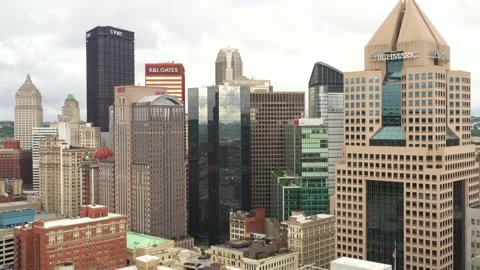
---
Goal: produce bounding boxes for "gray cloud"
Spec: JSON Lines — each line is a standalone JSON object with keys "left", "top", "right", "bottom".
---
{"left": 0, "top": 0, "right": 479, "bottom": 122}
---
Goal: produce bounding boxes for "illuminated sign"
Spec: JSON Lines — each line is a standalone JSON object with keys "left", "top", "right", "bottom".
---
{"left": 148, "top": 67, "right": 179, "bottom": 73}
{"left": 117, "top": 87, "right": 126, "bottom": 93}
{"left": 110, "top": 29, "right": 123, "bottom": 36}
{"left": 370, "top": 51, "right": 417, "bottom": 61}
{"left": 430, "top": 50, "right": 449, "bottom": 61}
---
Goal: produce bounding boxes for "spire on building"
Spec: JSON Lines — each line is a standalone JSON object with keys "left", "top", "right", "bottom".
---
{"left": 18, "top": 74, "right": 41, "bottom": 93}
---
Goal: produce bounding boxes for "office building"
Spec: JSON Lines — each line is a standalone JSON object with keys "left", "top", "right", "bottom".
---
{"left": 188, "top": 85, "right": 251, "bottom": 244}
{"left": 282, "top": 212, "right": 335, "bottom": 268}
{"left": 39, "top": 137, "right": 95, "bottom": 218}
{"left": 466, "top": 206, "right": 480, "bottom": 269}
{"left": 32, "top": 127, "right": 59, "bottom": 191}
{"left": 250, "top": 92, "right": 305, "bottom": 215}
{"left": 0, "top": 178, "right": 23, "bottom": 196}
{"left": 86, "top": 26, "right": 134, "bottom": 132}
{"left": 96, "top": 145, "right": 116, "bottom": 210}
{"left": 308, "top": 63, "right": 344, "bottom": 196}
{"left": 110, "top": 85, "right": 187, "bottom": 238}
{"left": 225, "top": 78, "right": 272, "bottom": 92}
{"left": 215, "top": 47, "right": 243, "bottom": 85}
{"left": 54, "top": 94, "right": 101, "bottom": 149}
{"left": 271, "top": 169, "right": 302, "bottom": 222}
{"left": 14, "top": 74, "right": 43, "bottom": 149}
{"left": 286, "top": 118, "right": 330, "bottom": 215}
{"left": 145, "top": 62, "right": 186, "bottom": 102}
{"left": 211, "top": 239, "right": 298, "bottom": 270}
{"left": 0, "top": 140, "right": 32, "bottom": 187}
{"left": 13, "top": 205, "right": 127, "bottom": 270}
{"left": 126, "top": 232, "right": 175, "bottom": 265}
{"left": 335, "top": 1, "right": 478, "bottom": 269}
{"left": 229, "top": 209, "right": 266, "bottom": 240}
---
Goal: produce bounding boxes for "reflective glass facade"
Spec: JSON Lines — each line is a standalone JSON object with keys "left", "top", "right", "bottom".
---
{"left": 188, "top": 86, "right": 250, "bottom": 245}
{"left": 86, "top": 26, "right": 134, "bottom": 132}
{"left": 308, "top": 62, "right": 344, "bottom": 196}
{"left": 366, "top": 180, "right": 404, "bottom": 269}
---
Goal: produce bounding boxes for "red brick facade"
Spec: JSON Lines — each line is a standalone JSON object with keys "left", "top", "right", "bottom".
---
{"left": 245, "top": 208, "right": 266, "bottom": 235}
{"left": 14, "top": 205, "right": 127, "bottom": 270}
{"left": 0, "top": 144, "right": 32, "bottom": 187}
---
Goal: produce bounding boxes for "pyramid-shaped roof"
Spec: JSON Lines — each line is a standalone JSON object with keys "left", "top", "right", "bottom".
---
{"left": 17, "top": 74, "right": 41, "bottom": 94}
{"left": 366, "top": 0, "right": 448, "bottom": 48}
{"left": 66, "top": 94, "right": 76, "bottom": 101}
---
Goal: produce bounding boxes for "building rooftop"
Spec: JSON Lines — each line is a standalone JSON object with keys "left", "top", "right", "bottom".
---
{"left": 127, "top": 231, "right": 172, "bottom": 249}
{"left": 136, "top": 254, "right": 159, "bottom": 263}
{"left": 332, "top": 257, "right": 392, "bottom": 269}
{"left": 136, "top": 95, "right": 182, "bottom": 106}
{"left": 284, "top": 213, "right": 335, "bottom": 224}
{"left": 0, "top": 201, "right": 37, "bottom": 210}
{"left": 35, "top": 213, "right": 124, "bottom": 229}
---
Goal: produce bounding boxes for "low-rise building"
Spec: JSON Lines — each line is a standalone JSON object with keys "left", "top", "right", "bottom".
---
{"left": 281, "top": 212, "right": 335, "bottom": 268}
{"left": 229, "top": 209, "right": 266, "bottom": 240}
{"left": 466, "top": 205, "right": 480, "bottom": 269}
{"left": 0, "top": 140, "right": 32, "bottom": 187}
{"left": 13, "top": 205, "right": 127, "bottom": 270}
{"left": 330, "top": 257, "right": 392, "bottom": 270}
{"left": 127, "top": 232, "right": 175, "bottom": 265}
{"left": 211, "top": 240, "right": 298, "bottom": 270}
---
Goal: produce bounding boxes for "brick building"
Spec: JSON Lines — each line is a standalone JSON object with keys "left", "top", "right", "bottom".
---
{"left": 13, "top": 205, "right": 127, "bottom": 270}
{"left": 0, "top": 140, "right": 32, "bottom": 187}
{"left": 229, "top": 208, "right": 266, "bottom": 240}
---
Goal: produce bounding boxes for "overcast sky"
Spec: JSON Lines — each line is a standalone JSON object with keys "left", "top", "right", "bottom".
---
{"left": 0, "top": 0, "right": 479, "bottom": 121}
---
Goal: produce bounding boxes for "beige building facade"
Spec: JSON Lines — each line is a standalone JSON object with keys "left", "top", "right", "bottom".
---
{"left": 282, "top": 213, "right": 335, "bottom": 269}
{"left": 14, "top": 74, "right": 43, "bottom": 149}
{"left": 39, "top": 137, "right": 95, "bottom": 218}
{"left": 211, "top": 240, "right": 298, "bottom": 270}
{"left": 215, "top": 47, "right": 243, "bottom": 85}
{"left": 112, "top": 85, "right": 187, "bottom": 238}
{"left": 250, "top": 92, "right": 305, "bottom": 216}
{"left": 335, "top": 1, "right": 478, "bottom": 270}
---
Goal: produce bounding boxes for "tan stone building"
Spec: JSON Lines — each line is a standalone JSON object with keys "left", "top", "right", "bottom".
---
{"left": 111, "top": 86, "right": 187, "bottom": 238}
{"left": 282, "top": 212, "right": 335, "bottom": 269}
{"left": 39, "top": 137, "right": 95, "bottom": 218}
{"left": 250, "top": 92, "right": 305, "bottom": 216}
{"left": 211, "top": 240, "right": 298, "bottom": 270}
{"left": 335, "top": 1, "right": 478, "bottom": 269}
{"left": 14, "top": 74, "right": 43, "bottom": 149}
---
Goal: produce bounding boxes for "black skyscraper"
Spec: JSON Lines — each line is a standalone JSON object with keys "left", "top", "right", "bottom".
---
{"left": 86, "top": 26, "right": 134, "bottom": 132}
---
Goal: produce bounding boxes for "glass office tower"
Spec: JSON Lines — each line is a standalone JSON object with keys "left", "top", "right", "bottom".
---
{"left": 188, "top": 85, "right": 251, "bottom": 245}
{"left": 308, "top": 62, "right": 344, "bottom": 196}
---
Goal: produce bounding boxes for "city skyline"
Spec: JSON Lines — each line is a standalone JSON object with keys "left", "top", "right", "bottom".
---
{"left": 0, "top": 0, "right": 479, "bottom": 121}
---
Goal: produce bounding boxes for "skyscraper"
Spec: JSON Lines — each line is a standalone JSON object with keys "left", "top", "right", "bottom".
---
{"left": 145, "top": 62, "right": 186, "bottom": 102}
{"left": 335, "top": 1, "right": 478, "bottom": 269}
{"left": 14, "top": 75, "right": 43, "bottom": 149}
{"left": 58, "top": 94, "right": 80, "bottom": 124}
{"left": 188, "top": 85, "right": 251, "bottom": 244}
{"left": 110, "top": 86, "right": 187, "bottom": 238}
{"left": 308, "top": 63, "right": 344, "bottom": 196}
{"left": 250, "top": 92, "right": 305, "bottom": 215}
{"left": 86, "top": 26, "right": 134, "bottom": 132}
{"left": 215, "top": 48, "right": 244, "bottom": 85}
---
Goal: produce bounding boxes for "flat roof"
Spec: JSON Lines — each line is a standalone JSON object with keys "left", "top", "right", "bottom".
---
{"left": 127, "top": 231, "right": 172, "bottom": 249}
{"left": 287, "top": 214, "right": 334, "bottom": 224}
{"left": 39, "top": 213, "right": 124, "bottom": 229}
{"left": 136, "top": 254, "right": 159, "bottom": 263}
{"left": 0, "top": 201, "right": 36, "bottom": 209}
{"left": 332, "top": 257, "right": 391, "bottom": 269}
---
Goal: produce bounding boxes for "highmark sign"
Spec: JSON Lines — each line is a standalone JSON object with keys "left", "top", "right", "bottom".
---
{"left": 370, "top": 51, "right": 417, "bottom": 61}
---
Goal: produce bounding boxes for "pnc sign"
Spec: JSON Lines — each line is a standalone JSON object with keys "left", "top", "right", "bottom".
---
{"left": 148, "top": 67, "right": 179, "bottom": 73}
{"left": 117, "top": 87, "right": 126, "bottom": 93}
{"left": 110, "top": 29, "right": 123, "bottom": 36}
{"left": 370, "top": 51, "right": 417, "bottom": 61}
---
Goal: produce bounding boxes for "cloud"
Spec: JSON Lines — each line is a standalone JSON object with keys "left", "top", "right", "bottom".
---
{"left": 0, "top": 0, "right": 479, "bottom": 122}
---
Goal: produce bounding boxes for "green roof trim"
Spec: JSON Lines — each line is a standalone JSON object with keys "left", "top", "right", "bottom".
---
{"left": 127, "top": 231, "right": 171, "bottom": 249}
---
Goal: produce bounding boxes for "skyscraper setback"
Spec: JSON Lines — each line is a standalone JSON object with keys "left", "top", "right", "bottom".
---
{"left": 215, "top": 47, "right": 244, "bottom": 85}
{"left": 335, "top": 1, "right": 478, "bottom": 269}
{"left": 86, "top": 26, "right": 134, "bottom": 132}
